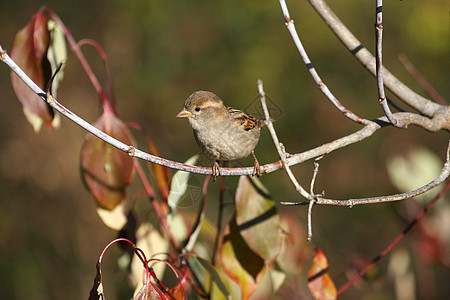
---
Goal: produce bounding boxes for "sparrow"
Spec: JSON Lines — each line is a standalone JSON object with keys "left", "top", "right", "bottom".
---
{"left": 176, "top": 91, "right": 265, "bottom": 180}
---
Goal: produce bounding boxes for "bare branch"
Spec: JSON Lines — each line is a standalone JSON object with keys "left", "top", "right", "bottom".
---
{"left": 307, "top": 0, "right": 444, "bottom": 117}
{"left": 283, "top": 140, "right": 450, "bottom": 206}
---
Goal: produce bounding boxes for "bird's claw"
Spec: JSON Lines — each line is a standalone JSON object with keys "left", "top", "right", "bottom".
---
{"left": 251, "top": 151, "right": 261, "bottom": 177}
{"left": 212, "top": 161, "right": 221, "bottom": 182}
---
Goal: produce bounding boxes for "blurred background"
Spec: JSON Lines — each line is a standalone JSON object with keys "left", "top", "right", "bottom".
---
{"left": 0, "top": 0, "right": 448, "bottom": 299}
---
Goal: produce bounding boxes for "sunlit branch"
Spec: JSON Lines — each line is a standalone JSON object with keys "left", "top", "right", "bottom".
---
{"left": 257, "top": 79, "right": 313, "bottom": 201}
{"left": 278, "top": 0, "right": 368, "bottom": 125}
{"left": 282, "top": 140, "right": 450, "bottom": 206}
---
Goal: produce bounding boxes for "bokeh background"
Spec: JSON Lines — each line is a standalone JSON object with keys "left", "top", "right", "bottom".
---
{"left": 0, "top": 0, "right": 448, "bottom": 299}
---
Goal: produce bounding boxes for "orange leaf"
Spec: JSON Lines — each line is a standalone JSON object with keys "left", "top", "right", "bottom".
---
{"left": 81, "top": 112, "right": 135, "bottom": 209}
{"left": 307, "top": 247, "right": 337, "bottom": 300}
{"left": 10, "top": 10, "right": 54, "bottom": 131}
{"left": 147, "top": 139, "right": 171, "bottom": 202}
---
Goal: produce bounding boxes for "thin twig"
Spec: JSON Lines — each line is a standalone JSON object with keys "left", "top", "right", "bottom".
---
{"left": 310, "top": 158, "right": 322, "bottom": 196}
{"left": 307, "top": 0, "right": 443, "bottom": 117}
{"left": 283, "top": 140, "right": 450, "bottom": 206}
{"left": 257, "top": 79, "right": 313, "bottom": 200}
{"left": 45, "top": 7, "right": 104, "bottom": 97}
{"left": 375, "top": 0, "right": 403, "bottom": 127}
{"left": 258, "top": 79, "right": 318, "bottom": 239}
{"left": 307, "top": 158, "right": 322, "bottom": 240}
{"left": 133, "top": 160, "right": 180, "bottom": 250}
{"left": 307, "top": 199, "right": 315, "bottom": 241}
{"left": 278, "top": 0, "right": 368, "bottom": 125}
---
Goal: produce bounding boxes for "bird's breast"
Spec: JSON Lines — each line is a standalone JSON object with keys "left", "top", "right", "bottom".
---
{"left": 193, "top": 124, "right": 260, "bottom": 161}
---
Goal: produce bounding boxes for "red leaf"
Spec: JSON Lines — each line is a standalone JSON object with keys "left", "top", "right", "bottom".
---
{"left": 10, "top": 10, "right": 54, "bottom": 131}
{"left": 81, "top": 111, "right": 135, "bottom": 209}
{"left": 307, "top": 247, "right": 337, "bottom": 300}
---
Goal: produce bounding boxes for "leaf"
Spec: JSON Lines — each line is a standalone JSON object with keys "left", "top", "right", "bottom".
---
{"left": 235, "top": 176, "right": 282, "bottom": 264}
{"left": 10, "top": 10, "right": 55, "bottom": 132}
{"left": 187, "top": 256, "right": 230, "bottom": 300}
{"left": 248, "top": 264, "right": 286, "bottom": 299}
{"left": 219, "top": 217, "right": 265, "bottom": 300}
{"left": 80, "top": 111, "right": 135, "bottom": 209}
{"left": 168, "top": 213, "right": 189, "bottom": 245}
{"left": 183, "top": 202, "right": 205, "bottom": 252}
{"left": 307, "top": 247, "right": 337, "bottom": 300}
{"left": 88, "top": 263, "right": 103, "bottom": 300}
{"left": 96, "top": 201, "right": 128, "bottom": 230}
{"left": 167, "top": 155, "right": 199, "bottom": 212}
{"left": 387, "top": 147, "right": 443, "bottom": 203}
{"left": 220, "top": 238, "right": 261, "bottom": 300}
{"left": 47, "top": 19, "right": 67, "bottom": 96}
{"left": 147, "top": 139, "right": 171, "bottom": 202}
{"left": 134, "top": 283, "right": 167, "bottom": 300}
{"left": 277, "top": 212, "right": 310, "bottom": 274}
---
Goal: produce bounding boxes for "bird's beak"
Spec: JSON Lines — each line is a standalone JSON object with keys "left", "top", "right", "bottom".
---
{"left": 176, "top": 109, "right": 192, "bottom": 118}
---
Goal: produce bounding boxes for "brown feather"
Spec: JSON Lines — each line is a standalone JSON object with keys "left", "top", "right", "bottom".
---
{"left": 227, "top": 107, "right": 262, "bottom": 131}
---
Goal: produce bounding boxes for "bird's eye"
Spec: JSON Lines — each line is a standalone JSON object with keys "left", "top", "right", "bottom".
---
{"left": 195, "top": 107, "right": 201, "bottom": 112}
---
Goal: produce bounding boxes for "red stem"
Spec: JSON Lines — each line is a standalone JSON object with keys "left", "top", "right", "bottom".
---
{"left": 337, "top": 181, "right": 450, "bottom": 296}
{"left": 133, "top": 159, "right": 180, "bottom": 250}
{"left": 45, "top": 6, "right": 112, "bottom": 110}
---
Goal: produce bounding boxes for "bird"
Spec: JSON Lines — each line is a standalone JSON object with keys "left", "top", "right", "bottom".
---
{"left": 176, "top": 91, "right": 265, "bottom": 181}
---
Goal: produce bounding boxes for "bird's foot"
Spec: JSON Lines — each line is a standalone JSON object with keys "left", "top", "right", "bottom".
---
{"left": 212, "top": 161, "right": 221, "bottom": 182}
{"left": 251, "top": 151, "right": 261, "bottom": 177}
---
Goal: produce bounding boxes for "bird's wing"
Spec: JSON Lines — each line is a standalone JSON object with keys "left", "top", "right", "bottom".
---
{"left": 227, "top": 107, "right": 258, "bottom": 131}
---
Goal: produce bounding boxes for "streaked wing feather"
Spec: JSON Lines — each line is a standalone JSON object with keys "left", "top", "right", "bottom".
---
{"left": 227, "top": 107, "right": 257, "bottom": 131}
